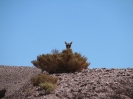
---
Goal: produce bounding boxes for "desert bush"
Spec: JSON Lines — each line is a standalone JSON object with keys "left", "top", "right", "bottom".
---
{"left": 31, "top": 49, "right": 90, "bottom": 74}
{"left": 31, "top": 74, "right": 58, "bottom": 86}
{"left": 39, "top": 82, "right": 56, "bottom": 94}
{"left": 51, "top": 49, "right": 60, "bottom": 54}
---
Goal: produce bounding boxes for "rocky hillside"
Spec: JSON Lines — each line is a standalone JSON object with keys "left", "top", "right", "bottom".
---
{"left": 0, "top": 65, "right": 133, "bottom": 99}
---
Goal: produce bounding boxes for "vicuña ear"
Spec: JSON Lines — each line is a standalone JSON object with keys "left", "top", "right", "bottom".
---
{"left": 70, "top": 42, "right": 72, "bottom": 44}
{"left": 65, "top": 42, "right": 67, "bottom": 44}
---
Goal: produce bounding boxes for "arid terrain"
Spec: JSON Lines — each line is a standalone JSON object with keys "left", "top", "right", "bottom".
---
{"left": 0, "top": 65, "right": 133, "bottom": 99}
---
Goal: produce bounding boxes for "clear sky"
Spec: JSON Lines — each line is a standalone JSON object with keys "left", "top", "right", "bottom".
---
{"left": 0, "top": 0, "right": 133, "bottom": 68}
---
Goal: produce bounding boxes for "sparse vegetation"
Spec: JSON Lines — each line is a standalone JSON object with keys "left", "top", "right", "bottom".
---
{"left": 39, "top": 82, "right": 56, "bottom": 94}
{"left": 24, "top": 88, "right": 31, "bottom": 97}
{"left": 30, "top": 43, "right": 90, "bottom": 94}
{"left": 31, "top": 74, "right": 58, "bottom": 86}
{"left": 30, "top": 74, "right": 58, "bottom": 94}
{"left": 31, "top": 49, "right": 90, "bottom": 74}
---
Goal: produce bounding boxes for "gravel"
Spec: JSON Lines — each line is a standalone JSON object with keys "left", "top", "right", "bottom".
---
{"left": 0, "top": 65, "right": 133, "bottom": 99}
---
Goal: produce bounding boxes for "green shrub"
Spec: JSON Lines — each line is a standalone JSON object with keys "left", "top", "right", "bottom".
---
{"left": 39, "top": 82, "right": 56, "bottom": 94}
{"left": 31, "top": 49, "right": 90, "bottom": 74}
{"left": 31, "top": 74, "right": 58, "bottom": 86}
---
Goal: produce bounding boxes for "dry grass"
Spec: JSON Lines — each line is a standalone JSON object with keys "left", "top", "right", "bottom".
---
{"left": 31, "top": 74, "right": 58, "bottom": 86}
{"left": 39, "top": 82, "right": 56, "bottom": 94}
{"left": 31, "top": 74, "right": 58, "bottom": 94}
{"left": 31, "top": 49, "right": 90, "bottom": 74}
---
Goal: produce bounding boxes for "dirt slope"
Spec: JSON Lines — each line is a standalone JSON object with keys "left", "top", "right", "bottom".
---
{"left": 0, "top": 65, "right": 133, "bottom": 99}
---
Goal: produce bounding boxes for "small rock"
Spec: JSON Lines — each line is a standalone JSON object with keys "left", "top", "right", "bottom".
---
{"left": 131, "top": 74, "right": 133, "bottom": 79}
{"left": 0, "top": 88, "right": 6, "bottom": 98}
{"left": 67, "top": 93, "right": 73, "bottom": 98}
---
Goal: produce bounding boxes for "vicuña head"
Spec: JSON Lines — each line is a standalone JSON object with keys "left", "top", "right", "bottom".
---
{"left": 65, "top": 42, "right": 72, "bottom": 49}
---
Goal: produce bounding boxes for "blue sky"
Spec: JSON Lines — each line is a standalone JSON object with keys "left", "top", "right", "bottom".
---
{"left": 0, "top": 0, "right": 133, "bottom": 68}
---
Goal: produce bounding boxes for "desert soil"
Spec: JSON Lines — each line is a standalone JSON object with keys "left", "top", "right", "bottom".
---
{"left": 0, "top": 65, "right": 133, "bottom": 99}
